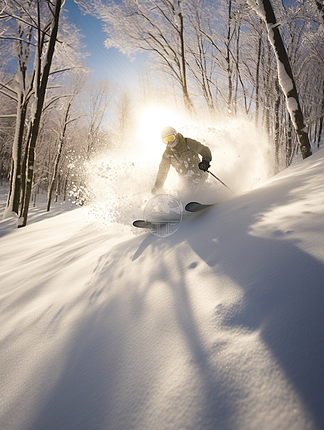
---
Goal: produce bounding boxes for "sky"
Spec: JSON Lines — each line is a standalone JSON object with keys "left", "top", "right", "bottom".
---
{"left": 64, "top": 0, "right": 145, "bottom": 85}
{"left": 0, "top": 141, "right": 323, "bottom": 430}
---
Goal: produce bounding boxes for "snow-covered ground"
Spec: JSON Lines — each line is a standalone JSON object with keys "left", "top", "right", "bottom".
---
{"left": 1, "top": 148, "right": 324, "bottom": 430}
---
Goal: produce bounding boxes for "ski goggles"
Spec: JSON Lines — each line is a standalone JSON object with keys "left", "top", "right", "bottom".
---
{"left": 162, "top": 134, "right": 176, "bottom": 145}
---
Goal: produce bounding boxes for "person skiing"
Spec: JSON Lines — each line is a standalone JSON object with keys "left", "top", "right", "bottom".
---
{"left": 151, "top": 126, "right": 212, "bottom": 195}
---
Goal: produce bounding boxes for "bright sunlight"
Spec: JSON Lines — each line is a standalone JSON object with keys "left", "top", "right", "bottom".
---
{"left": 138, "top": 106, "right": 183, "bottom": 153}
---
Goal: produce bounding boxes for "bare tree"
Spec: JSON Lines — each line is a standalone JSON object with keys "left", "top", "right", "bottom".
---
{"left": 115, "top": 88, "right": 133, "bottom": 143}
{"left": 80, "top": 0, "right": 194, "bottom": 112}
{"left": 0, "top": 0, "right": 63, "bottom": 225}
{"left": 185, "top": 0, "right": 216, "bottom": 113}
{"left": 86, "top": 79, "right": 113, "bottom": 156}
{"left": 46, "top": 73, "right": 87, "bottom": 211}
{"left": 248, "top": 0, "right": 312, "bottom": 159}
{"left": 0, "top": 0, "right": 86, "bottom": 226}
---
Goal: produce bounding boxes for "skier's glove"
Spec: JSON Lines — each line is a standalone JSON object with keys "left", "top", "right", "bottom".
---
{"left": 198, "top": 160, "right": 210, "bottom": 172}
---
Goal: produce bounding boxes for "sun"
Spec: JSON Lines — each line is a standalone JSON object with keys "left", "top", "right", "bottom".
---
{"left": 139, "top": 106, "right": 181, "bottom": 147}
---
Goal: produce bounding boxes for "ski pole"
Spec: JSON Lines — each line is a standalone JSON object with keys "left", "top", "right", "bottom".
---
{"left": 207, "top": 170, "right": 237, "bottom": 196}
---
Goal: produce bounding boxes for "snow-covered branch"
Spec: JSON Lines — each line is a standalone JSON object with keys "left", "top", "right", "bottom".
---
{"left": 248, "top": 0, "right": 312, "bottom": 159}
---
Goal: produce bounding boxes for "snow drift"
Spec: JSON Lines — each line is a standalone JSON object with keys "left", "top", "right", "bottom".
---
{"left": 0, "top": 148, "right": 324, "bottom": 430}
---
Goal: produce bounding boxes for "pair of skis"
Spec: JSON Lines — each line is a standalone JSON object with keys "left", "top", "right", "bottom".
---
{"left": 133, "top": 202, "right": 214, "bottom": 229}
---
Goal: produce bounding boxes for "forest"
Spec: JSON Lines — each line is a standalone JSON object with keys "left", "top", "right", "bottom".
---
{"left": 0, "top": 0, "right": 323, "bottom": 227}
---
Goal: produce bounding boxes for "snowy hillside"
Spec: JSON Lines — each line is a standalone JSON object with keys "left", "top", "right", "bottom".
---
{"left": 1, "top": 148, "right": 324, "bottom": 430}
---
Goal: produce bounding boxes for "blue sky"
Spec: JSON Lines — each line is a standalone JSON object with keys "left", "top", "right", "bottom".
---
{"left": 64, "top": 0, "right": 145, "bottom": 86}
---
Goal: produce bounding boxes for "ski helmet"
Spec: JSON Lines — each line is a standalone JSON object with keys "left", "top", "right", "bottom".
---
{"left": 161, "top": 126, "right": 177, "bottom": 139}
{"left": 161, "top": 126, "right": 178, "bottom": 147}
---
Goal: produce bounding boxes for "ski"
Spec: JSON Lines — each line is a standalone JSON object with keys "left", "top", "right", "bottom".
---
{"left": 185, "top": 202, "right": 216, "bottom": 212}
{"left": 133, "top": 220, "right": 156, "bottom": 229}
{"left": 133, "top": 219, "right": 180, "bottom": 229}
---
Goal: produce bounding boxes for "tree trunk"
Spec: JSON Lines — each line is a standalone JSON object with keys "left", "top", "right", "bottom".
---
{"left": 274, "top": 78, "right": 281, "bottom": 173}
{"left": 317, "top": 80, "right": 324, "bottom": 148}
{"left": 47, "top": 130, "right": 66, "bottom": 211}
{"left": 19, "top": 0, "right": 62, "bottom": 227}
{"left": 178, "top": 9, "right": 193, "bottom": 113}
{"left": 3, "top": 61, "right": 28, "bottom": 219}
{"left": 226, "top": 0, "right": 233, "bottom": 113}
{"left": 4, "top": 100, "right": 25, "bottom": 218}
{"left": 255, "top": 30, "right": 262, "bottom": 126}
{"left": 249, "top": 0, "right": 312, "bottom": 159}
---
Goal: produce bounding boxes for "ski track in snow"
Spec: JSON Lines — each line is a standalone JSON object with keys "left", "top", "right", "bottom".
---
{"left": 0, "top": 149, "right": 324, "bottom": 430}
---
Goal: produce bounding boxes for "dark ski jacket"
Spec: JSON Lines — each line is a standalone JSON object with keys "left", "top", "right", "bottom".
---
{"left": 153, "top": 133, "right": 212, "bottom": 189}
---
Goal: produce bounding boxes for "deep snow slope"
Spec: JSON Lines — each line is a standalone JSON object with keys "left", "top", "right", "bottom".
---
{"left": 1, "top": 149, "right": 324, "bottom": 430}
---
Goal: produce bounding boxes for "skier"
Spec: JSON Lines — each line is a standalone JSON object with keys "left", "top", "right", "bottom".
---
{"left": 151, "top": 126, "right": 212, "bottom": 195}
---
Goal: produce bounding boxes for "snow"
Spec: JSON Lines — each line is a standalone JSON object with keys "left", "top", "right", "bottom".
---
{"left": 81, "top": 117, "right": 271, "bottom": 229}
{"left": 1, "top": 147, "right": 324, "bottom": 430}
{"left": 247, "top": 0, "right": 267, "bottom": 20}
